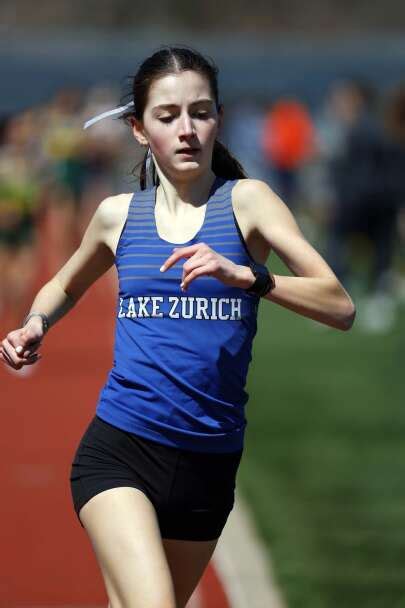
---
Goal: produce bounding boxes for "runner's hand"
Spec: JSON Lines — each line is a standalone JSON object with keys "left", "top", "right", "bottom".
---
{"left": 1, "top": 319, "right": 44, "bottom": 370}
{"left": 160, "top": 242, "right": 255, "bottom": 291}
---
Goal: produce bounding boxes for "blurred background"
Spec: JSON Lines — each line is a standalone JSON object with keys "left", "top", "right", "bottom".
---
{"left": 1, "top": 2, "right": 405, "bottom": 607}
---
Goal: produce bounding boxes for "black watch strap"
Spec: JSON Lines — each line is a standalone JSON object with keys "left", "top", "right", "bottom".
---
{"left": 245, "top": 262, "right": 275, "bottom": 297}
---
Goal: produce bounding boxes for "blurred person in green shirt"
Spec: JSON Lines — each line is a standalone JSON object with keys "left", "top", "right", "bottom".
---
{"left": 0, "top": 112, "right": 43, "bottom": 329}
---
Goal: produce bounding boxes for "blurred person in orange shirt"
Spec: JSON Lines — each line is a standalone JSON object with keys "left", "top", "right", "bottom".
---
{"left": 261, "top": 97, "right": 316, "bottom": 209}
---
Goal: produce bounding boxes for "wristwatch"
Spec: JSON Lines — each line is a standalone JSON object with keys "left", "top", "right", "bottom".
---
{"left": 245, "top": 262, "right": 275, "bottom": 297}
{"left": 22, "top": 312, "right": 50, "bottom": 334}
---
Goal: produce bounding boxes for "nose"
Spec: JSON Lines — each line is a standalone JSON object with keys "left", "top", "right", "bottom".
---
{"left": 178, "top": 112, "right": 195, "bottom": 137}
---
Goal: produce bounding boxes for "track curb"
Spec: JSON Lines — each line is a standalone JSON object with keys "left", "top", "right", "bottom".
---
{"left": 212, "top": 487, "right": 287, "bottom": 608}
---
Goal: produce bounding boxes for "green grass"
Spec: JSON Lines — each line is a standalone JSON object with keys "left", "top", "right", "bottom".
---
{"left": 238, "top": 257, "right": 405, "bottom": 608}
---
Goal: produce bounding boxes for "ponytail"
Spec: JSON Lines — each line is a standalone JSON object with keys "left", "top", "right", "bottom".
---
{"left": 211, "top": 139, "right": 248, "bottom": 180}
{"left": 138, "top": 147, "right": 159, "bottom": 190}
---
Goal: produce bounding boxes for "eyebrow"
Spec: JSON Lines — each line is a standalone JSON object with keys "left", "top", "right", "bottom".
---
{"left": 152, "top": 99, "right": 214, "bottom": 111}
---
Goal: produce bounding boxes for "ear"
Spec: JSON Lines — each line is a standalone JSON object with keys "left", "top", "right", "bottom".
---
{"left": 131, "top": 117, "right": 149, "bottom": 146}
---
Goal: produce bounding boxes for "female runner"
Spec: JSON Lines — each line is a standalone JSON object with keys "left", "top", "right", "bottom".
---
{"left": 1, "top": 46, "right": 356, "bottom": 608}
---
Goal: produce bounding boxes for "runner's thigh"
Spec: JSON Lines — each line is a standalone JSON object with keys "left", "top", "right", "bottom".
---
{"left": 163, "top": 537, "right": 218, "bottom": 608}
{"left": 79, "top": 486, "right": 176, "bottom": 608}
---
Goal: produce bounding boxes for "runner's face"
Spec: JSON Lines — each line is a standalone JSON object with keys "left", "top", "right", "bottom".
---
{"left": 133, "top": 71, "right": 221, "bottom": 178}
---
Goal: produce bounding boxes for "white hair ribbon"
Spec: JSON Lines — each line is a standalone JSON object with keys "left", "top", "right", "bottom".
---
{"left": 83, "top": 100, "right": 134, "bottom": 130}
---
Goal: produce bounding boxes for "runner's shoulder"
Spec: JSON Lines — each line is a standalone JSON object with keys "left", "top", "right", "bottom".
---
{"left": 233, "top": 178, "right": 273, "bottom": 201}
{"left": 96, "top": 192, "right": 133, "bottom": 230}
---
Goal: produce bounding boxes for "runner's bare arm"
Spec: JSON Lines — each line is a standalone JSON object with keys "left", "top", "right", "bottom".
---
{"left": 27, "top": 195, "right": 120, "bottom": 327}
{"left": 238, "top": 179, "right": 356, "bottom": 330}
{"left": 1, "top": 196, "right": 123, "bottom": 369}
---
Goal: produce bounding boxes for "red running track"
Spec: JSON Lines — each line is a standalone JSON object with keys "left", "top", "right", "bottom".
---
{"left": 0, "top": 242, "right": 231, "bottom": 607}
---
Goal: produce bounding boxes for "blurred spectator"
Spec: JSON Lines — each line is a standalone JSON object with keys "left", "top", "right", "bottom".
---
{"left": 222, "top": 97, "right": 268, "bottom": 181}
{"left": 0, "top": 111, "right": 43, "bottom": 327}
{"left": 323, "top": 79, "right": 399, "bottom": 295}
{"left": 381, "top": 83, "right": 405, "bottom": 290}
{"left": 39, "top": 87, "right": 88, "bottom": 273}
{"left": 78, "top": 85, "right": 128, "bottom": 220}
{"left": 261, "top": 97, "right": 316, "bottom": 208}
{"left": 39, "top": 86, "right": 124, "bottom": 274}
{"left": 382, "top": 84, "right": 405, "bottom": 228}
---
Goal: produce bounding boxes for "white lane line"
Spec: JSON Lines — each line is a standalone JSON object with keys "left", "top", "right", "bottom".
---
{"left": 186, "top": 586, "right": 203, "bottom": 608}
{"left": 213, "top": 487, "right": 287, "bottom": 608}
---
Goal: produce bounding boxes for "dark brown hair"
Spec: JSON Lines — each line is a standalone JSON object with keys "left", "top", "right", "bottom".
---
{"left": 119, "top": 45, "right": 248, "bottom": 189}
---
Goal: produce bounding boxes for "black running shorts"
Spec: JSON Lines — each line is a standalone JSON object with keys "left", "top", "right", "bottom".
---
{"left": 70, "top": 415, "right": 243, "bottom": 541}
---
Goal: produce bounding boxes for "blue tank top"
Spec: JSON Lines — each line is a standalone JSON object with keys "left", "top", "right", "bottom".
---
{"left": 96, "top": 176, "right": 260, "bottom": 453}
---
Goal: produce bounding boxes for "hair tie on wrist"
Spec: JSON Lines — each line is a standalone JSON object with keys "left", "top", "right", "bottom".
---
{"left": 22, "top": 312, "right": 50, "bottom": 333}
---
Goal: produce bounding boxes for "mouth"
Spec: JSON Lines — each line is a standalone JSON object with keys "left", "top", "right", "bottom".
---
{"left": 176, "top": 148, "right": 200, "bottom": 154}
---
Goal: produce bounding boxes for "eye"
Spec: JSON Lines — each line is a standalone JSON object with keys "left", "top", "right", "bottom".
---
{"left": 194, "top": 112, "right": 209, "bottom": 119}
{"left": 159, "top": 116, "right": 174, "bottom": 123}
